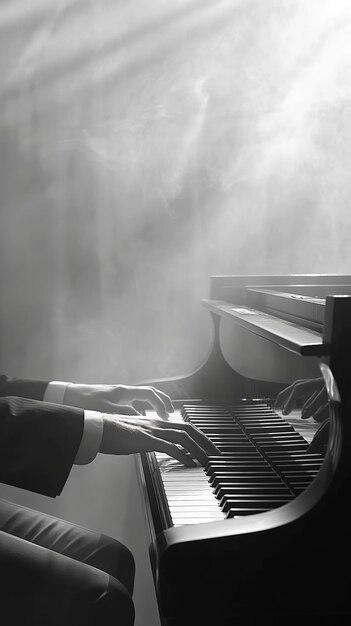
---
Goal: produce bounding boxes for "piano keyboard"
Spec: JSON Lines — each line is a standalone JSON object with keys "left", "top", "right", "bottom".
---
{"left": 153, "top": 401, "right": 323, "bottom": 527}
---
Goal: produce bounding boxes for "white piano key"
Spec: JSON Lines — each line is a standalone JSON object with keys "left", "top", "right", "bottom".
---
{"left": 153, "top": 447, "right": 225, "bottom": 524}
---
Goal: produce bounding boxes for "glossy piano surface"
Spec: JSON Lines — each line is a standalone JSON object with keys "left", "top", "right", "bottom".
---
{"left": 136, "top": 275, "right": 351, "bottom": 625}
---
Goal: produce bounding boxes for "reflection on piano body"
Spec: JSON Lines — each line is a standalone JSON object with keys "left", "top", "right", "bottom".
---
{"left": 136, "top": 275, "right": 351, "bottom": 624}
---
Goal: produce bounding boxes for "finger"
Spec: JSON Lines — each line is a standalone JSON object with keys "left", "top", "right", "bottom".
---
{"left": 281, "top": 380, "right": 320, "bottom": 415}
{"left": 274, "top": 385, "right": 295, "bottom": 410}
{"left": 145, "top": 435, "right": 197, "bottom": 467}
{"left": 301, "top": 387, "right": 328, "bottom": 419}
{"left": 281, "top": 385, "right": 303, "bottom": 415}
{"left": 151, "top": 387, "right": 174, "bottom": 413}
{"left": 157, "top": 420, "right": 221, "bottom": 456}
{"left": 313, "top": 402, "right": 330, "bottom": 423}
{"left": 308, "top": 419, "right": 330, "bottom": 454}
{"left": 274, "top": 380, "right": 305, "bottom": 410}
{"left": 137, "top": 388, "right": 171, "bottom": 419}
{"left": 275, "top": 378, "right": 324, "bottom": 413}
{"left": 153, "top": 427, "right": 208, "bottom": 466}
{"left": 99, "top": 402, "right": 142, "bottom": 416}
{"left": 115, "top": 405, "right": 142, "bottom": 416}
{"left": 132, "top": 401, "right": 146, "bottom": 416}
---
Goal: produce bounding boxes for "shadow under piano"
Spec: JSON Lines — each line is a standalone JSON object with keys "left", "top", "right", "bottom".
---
{"left": 136, "top": 274, "right": 351, "bottom": 625}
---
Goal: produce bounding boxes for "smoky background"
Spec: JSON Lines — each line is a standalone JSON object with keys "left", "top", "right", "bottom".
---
{"left": 1, "top": 0, "right": 351, "bottom": 385}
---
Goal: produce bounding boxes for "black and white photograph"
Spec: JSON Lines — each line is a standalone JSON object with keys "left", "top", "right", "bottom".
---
{"left": 1, "top": 1, "right": 351, "bottom": 624}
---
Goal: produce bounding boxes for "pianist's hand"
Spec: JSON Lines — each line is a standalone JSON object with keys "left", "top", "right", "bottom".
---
{"left": 100, "top": 413, "right": 221, "bottom": 467}
{"left": 64, "top": 383, "right": 174, "bottom": 419}
{"left": 274, "top": 377, "right": 329, "bottom": 423}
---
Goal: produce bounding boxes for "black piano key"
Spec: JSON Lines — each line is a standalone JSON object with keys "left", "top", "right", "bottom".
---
{"left": 204, "top": 435, "right": 250, "bottom": 441}
{"left": 213, "top": 479, "right": 285, "bottom": 496}
{"left": 252, "top": 434, "right": 305, "bottom": 441}
{"left": 205, "top": 463, "right": 270, "bottom": 477}
{"left": 255, "top": 441, "right": 308, "bottom": 450}
{"left": 284, "top": 473, "right": 317, "bottom": 481}
{"left": 235, "top": 406, "right": 282, "bottom": 420}
{"left": 280, "top": 470, "right": 322, "bottom": 477}
{"left": 231, "top": 407, "right": 274, "bottom": 412}
{"left": 185, "top": 418, "right": 235, "bottom": 423}
{"left": 208, "top": 467, "right": 273, "bottom": 480}
{"left": 250, "top": 423, "right": 304, "bottom": 430}
{"left": 183, "top": 414, "right": 230, "bottom": 420}
{"left": 275, "top": 460, "right": 323, "bottom": 468}
{"left": 221, "top": 497, "right": 292, "bottom": 513}
{"left": 258, "top": 442, "right": 309, "bottom": 452}
{"left": 217, "top": 444, "right": 257, "bottom": 453}
{"left": 190, "top": 426, "right": 239, "bottom": 433}
{"left": 215, "top": 485, "right": 291, "bottom": 498}
{"left": 276, "top": 458, "right": 323, "bottom": 468}
{"left": 205, "top": 456, "right": 264, "bottom": 463}
{"left": 210, "top": 473, "right": 277, "bottom": 488}
{"left": 294, "top": 486, "right": 311, "bottom": 494}
{"left": 205, "top": 453, "right": 263, "bottom": 463}
{"left": 268, "top": 453, "right": 323, "bottom": 460}
{"left": 234, "top": 418, "right": 281, "bottom": 423}
{"left": 267, "top": 453, "right": 323, "bottom": 460}
{"left": 226, "top": 508, "right": 271, "bottom": 517}
{"left": 209, "top": 466, "right": 275, "bottom": 476}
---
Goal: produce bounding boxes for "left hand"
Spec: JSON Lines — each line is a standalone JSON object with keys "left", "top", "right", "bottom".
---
{"left": 64, "top": 383, "right": 174, "bottom": 419}
{"left": 274, "top": 377, "right": 329, "bottom": 422}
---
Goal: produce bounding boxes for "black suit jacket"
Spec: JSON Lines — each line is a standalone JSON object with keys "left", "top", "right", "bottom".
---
{"left": 0, "top": 375, "right": 84, "bottom": 497}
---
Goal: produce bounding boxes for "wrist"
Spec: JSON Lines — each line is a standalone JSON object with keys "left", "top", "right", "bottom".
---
{"left": 64, "top": 383, "right": 88, "bottom": 408}
{"left": 100, "top": 414, "right": 116, "bottom": 455}
{"left": 64, "top": 383, "right": 109, "bottom": 409}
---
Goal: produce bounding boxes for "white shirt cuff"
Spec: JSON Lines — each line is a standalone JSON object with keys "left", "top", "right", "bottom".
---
{"left": 43, "top": 381, "right": 70, "bottom": 404}
{"left": 44, "top": 382, "right": 103, "bottom": 465}
{"left": 74, "top": 410, "right": 104, "bottom": 465}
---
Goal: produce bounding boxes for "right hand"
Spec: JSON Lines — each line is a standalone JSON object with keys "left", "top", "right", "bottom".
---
{"left": 274, "top": 377, "right": 329, "bottom": 422}
{"left": 100, "top": 413, "right": 222, "bottom": 467}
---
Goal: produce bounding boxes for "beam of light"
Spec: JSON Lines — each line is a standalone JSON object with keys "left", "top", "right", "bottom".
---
{"left": 184, "top": 0, "right": 351, "bottom": 277}
{"left": 3, "top": 0, "right": 351, "bottom": 228}
{"left": 3, "top": 0, "right": 229, "bottom": 94}
{"left": 2, "top": 0, "right": 245, "bottom": 127}
{"left": 0, "top": 0, "right": 86, "bottom": 35}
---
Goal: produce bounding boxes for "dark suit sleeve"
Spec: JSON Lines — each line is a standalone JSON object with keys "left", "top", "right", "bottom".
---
{"left": 0, "top": 374, "right": 49, "bottom": 400}
{"left": 0, "top": 396, "right": 84, "bottom": 497}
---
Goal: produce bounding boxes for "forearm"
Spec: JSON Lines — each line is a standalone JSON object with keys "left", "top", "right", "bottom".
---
{"left": 0, "top": 395, "right": 84, "bottom": 496}
{"left": 0, "top": 378, "right": 104, "bottom": 468}
{"left": 0, "top": 374, "right": 49, "bottom": 400}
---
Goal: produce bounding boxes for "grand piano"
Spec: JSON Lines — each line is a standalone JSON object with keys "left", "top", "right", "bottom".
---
{"left": 136, "top": 274, "right": 351, "bottom": 625}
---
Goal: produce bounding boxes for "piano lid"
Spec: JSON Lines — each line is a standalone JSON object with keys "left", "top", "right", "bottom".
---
{"left": 209, "top": 273, "right": 351, "bottom": 300}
